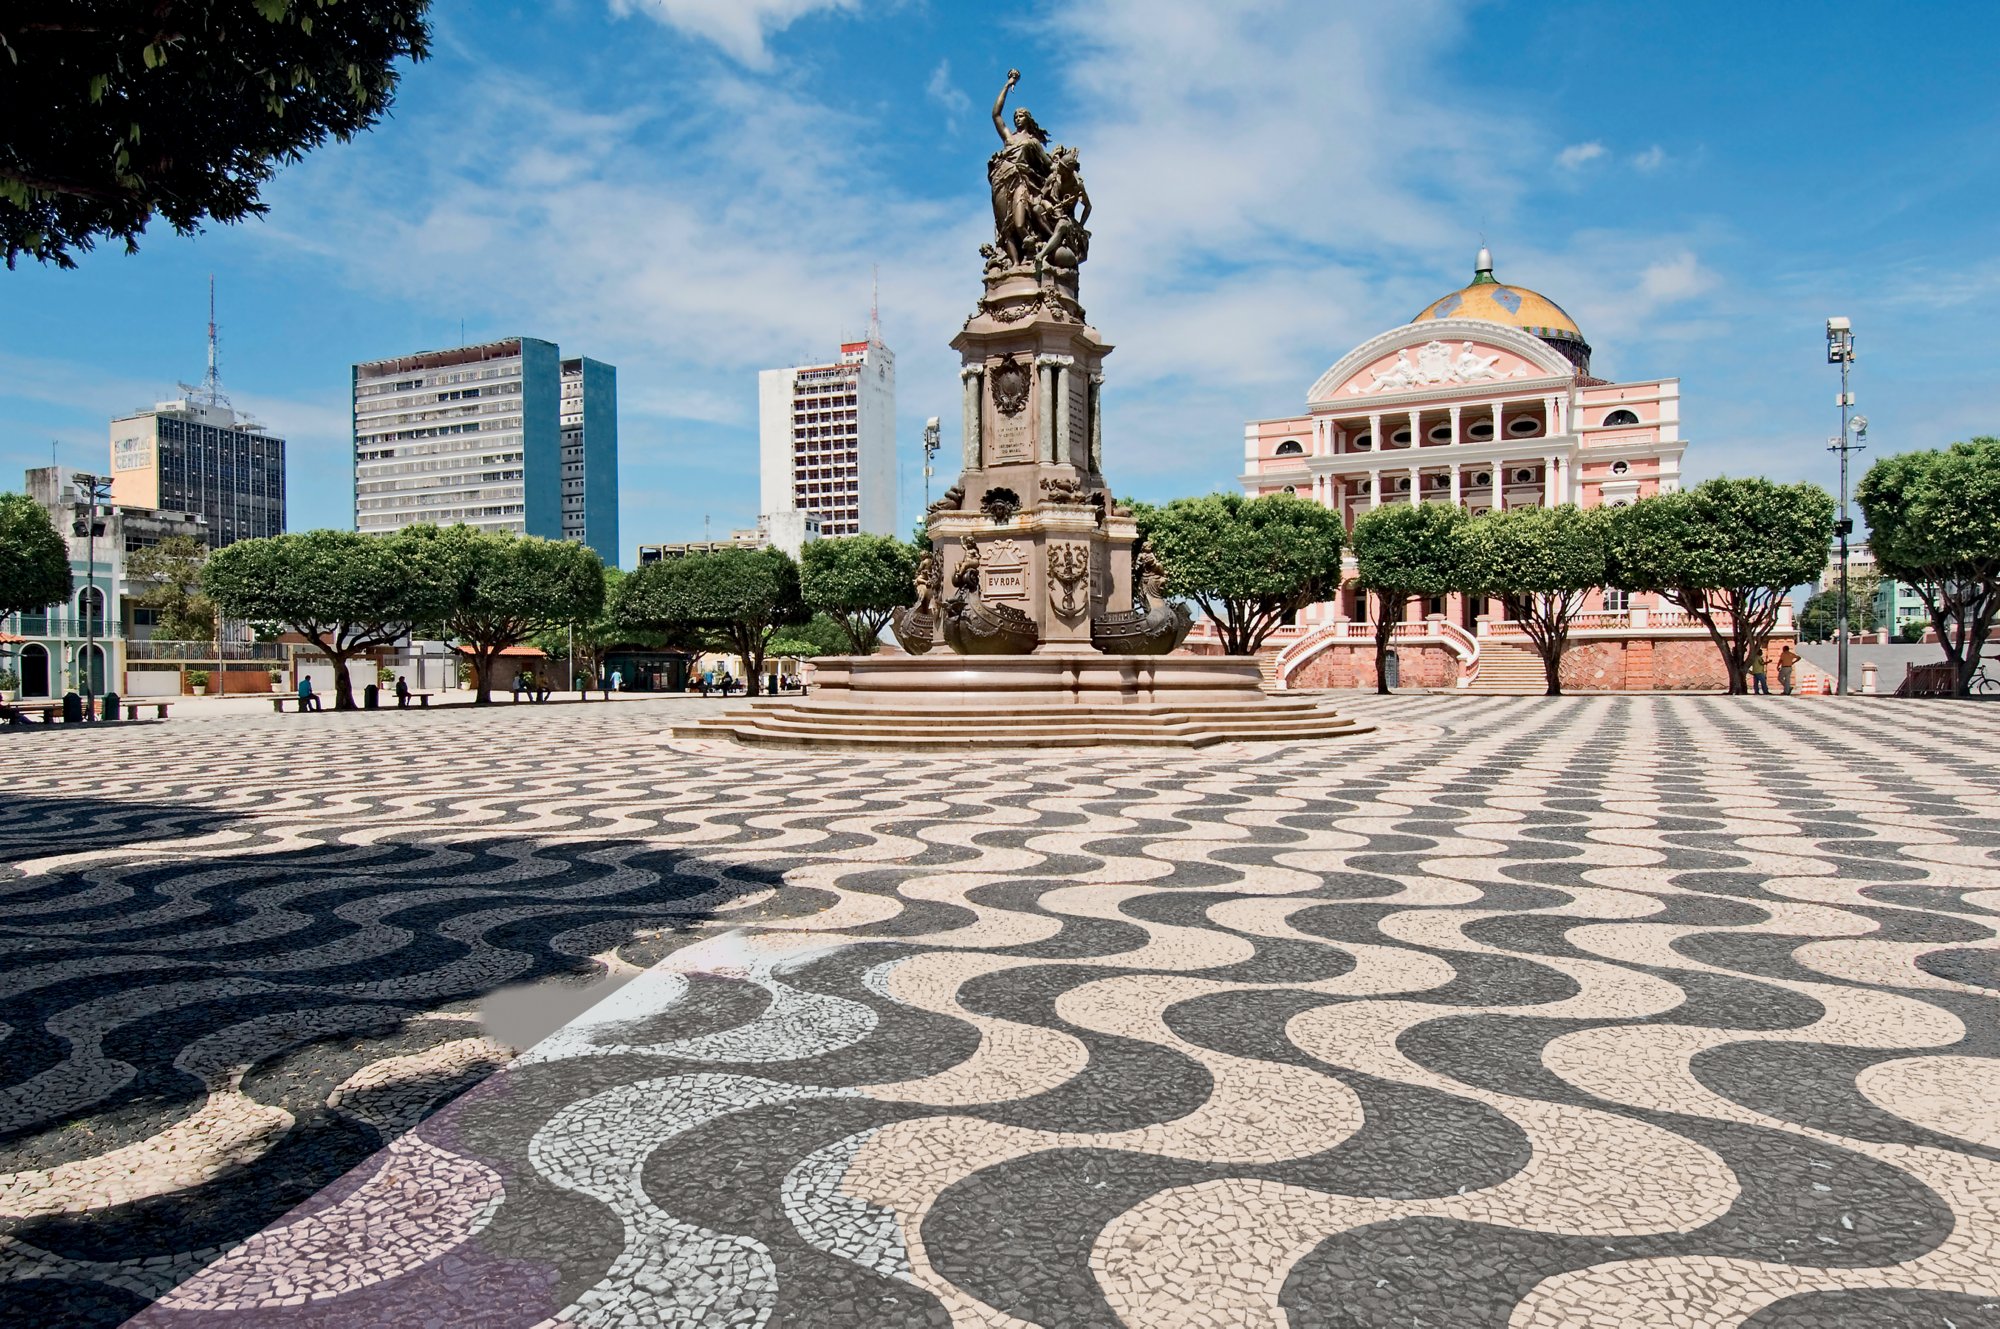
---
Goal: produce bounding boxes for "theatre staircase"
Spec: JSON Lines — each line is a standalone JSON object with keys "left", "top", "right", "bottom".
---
{"left": 1464, "top": 643, "right": 1550, "bottom": 695}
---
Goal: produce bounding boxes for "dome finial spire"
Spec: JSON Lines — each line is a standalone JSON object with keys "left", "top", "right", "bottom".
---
{"left": 1473, "top": 243, "right": 1495, "bottom": 283}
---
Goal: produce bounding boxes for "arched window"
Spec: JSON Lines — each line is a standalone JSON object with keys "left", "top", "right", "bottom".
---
{"left": 1395, "top": 477, "right": 1411, "bottom": 492}
{"left": 75, "top": 586, "right": 106, "bottom": 633}
{"left": 1603, "top": 408, "right": 1640, "bottom": 427}
{"left": 1473, "top": 471, "right": 1492, "bottom": 487}
{"left": 1282, "top": 485, "right": 1297, "bottom": 495}
{"left": 19, "top": 643, "right": 50, "bottom": 697}
{"left": 1508, "top": 417, "right": 1542, "bottom": 437}
{"left": 1427, "top": 423, "right": 1454, "bottom": 443}
{"left": 1274, "top": 439, "right": 1305, "bottom": 457}
{"left": 1356, "top": 478, "right": 1371, "bottom": 494}
{"left": 1467, "top": 420, "right": 1495, "bottom": 440}
{"left": 1610, "top": 460, "right": 1630, "bottom": 475}
{"left": 1352, "top": 433, "right": 1373, "bottom": 450}
{"left": 1390, "top": 427, "right": 1412, "bottom": 445}
{"left": 1513, "top": 468, "right": 1537, "bottom": 485}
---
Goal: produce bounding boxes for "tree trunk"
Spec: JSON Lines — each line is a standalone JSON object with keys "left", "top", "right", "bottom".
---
{"left": 472, "top": 646, "right": 497, "bottom": 705}
{"left": 1373, "top": 592, "right": 1398, "bottom": 694}
{"left": 329, "top": 648, "right": 357, "bottom": 711}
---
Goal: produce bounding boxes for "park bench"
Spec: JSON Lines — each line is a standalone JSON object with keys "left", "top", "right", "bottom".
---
{"left": 272, "top": 695, "right": 322, "bottom": 713}
{"left": 273, "top": 691, "right": 434, "bottom": 712}
{"left": 393, "top": 691, "right": 435, "bottom": 708}
{"left": 121, "top": 701, "right": 172, "bottom": 721}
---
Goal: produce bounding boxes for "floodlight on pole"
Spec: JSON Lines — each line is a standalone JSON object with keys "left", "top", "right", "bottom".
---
{"left": 921, "top": 416, "right": 941, "bottom": 513}
{"left": 1825, "top": 317, "right": 1859, "bottom": 696}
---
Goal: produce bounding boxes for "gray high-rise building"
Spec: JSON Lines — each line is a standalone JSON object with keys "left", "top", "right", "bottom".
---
{"left": 109, "top": 398, "right": 286, "bottom": 547}
{"left": 352, "top": 337, "right": 620, "bottom": 565}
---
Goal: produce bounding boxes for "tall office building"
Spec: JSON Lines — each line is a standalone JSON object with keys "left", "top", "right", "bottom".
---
{"left": 758, "top": 321, "right": 895, "bottom": 539}
{"left": 352, "top": 337, "right": 620, "bottom": 564}
{"left": 109, "top": 280, "right": 285, "bottom": 547}
{"left": 109, "top": 399, "right": 286, "bottom": 547}
{"left": 560, "top": 357, "right": 619, "bottom": 557}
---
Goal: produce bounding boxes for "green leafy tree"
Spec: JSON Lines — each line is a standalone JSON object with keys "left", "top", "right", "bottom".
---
{"left": 1608, "top": 478, "right": 1834, "bottom": 694}
{"left": 1796, "top": 568, "right": 1881, "bottom": 644}
{"left": 800, "top": 535, "right": 917, "bottom": 654}
{"left": 767, "top": 612, "right": 853, "bottom": 660}
{"left": 127, "top": 533, "right": 215, "bottom": 642}
{"left": 424, "top": 526, "right": 606, "bottom": 704}
{"left": 1130, "top": 493, "right": 1345, "bottom": 655}
{"left": 1459, "top": 505, "right": 1609, "bottom": 696}
{"left": 613, "top": 548, "right": 806, "bottom": 696}
{"left": 1349, "top": 502, "right": 1468, "bottom": 694}
{"left": 3, "top": 1, "right": 431, "bottom": 268}
{"left": 0, "top": 492, "right": 72, "bottom": 618}
{"left": 202, "top": 528, "right": 453, "bottom": 710}
{"left": 1858, "top": 438, "right": 2000, "bottom": 695}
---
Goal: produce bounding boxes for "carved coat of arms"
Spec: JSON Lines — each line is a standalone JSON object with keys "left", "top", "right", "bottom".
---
{"left": 990, "top": 355, "right": 1031, "bottom": 416}
{"left": 1047, "top": 543, "right": 1090, "bottom": 617}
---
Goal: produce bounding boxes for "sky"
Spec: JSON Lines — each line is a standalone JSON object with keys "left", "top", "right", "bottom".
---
{"left": 4, "top": 0, "right": 1997, "bottom": 565}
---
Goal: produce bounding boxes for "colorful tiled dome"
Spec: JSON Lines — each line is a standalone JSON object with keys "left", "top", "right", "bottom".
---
{"left": 1413, "top": 248, "right": 1591, "bottom": 373}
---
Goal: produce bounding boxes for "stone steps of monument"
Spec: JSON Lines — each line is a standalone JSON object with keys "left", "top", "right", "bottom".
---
{"left": 673, "top": 699, "right": 1369, "bottom": 749}
{"left": 1466, "top": 644, "right": 1550, "bottom": 695}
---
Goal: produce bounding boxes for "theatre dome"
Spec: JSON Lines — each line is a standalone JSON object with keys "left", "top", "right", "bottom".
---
{"left": 1414, "top": 247, "right": 1592, "bottom": 375}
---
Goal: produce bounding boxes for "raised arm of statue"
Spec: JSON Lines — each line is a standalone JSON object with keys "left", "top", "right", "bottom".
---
{"left": 992, "top": 68, "right": 1020, "bottom": 142}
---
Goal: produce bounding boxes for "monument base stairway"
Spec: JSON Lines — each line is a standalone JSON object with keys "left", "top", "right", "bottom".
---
{"left": 674, "top": 654, "right": 1371, "bottom": 749}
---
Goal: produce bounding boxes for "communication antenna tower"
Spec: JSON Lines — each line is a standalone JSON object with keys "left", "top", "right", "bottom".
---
{"left": 179, "top": 274, "right": 231, "bottom": 409}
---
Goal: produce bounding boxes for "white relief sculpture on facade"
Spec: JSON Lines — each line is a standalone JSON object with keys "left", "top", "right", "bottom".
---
{"left": 1349, "top": 341, "right": 1525, "bottom": 395}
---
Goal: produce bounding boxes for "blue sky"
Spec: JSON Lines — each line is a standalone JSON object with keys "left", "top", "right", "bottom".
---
{"left": 4, "top": 0, "right": 1996, "bottom": 564}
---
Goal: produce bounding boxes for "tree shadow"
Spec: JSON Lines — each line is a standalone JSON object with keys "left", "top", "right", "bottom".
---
{"left": 0, "top": 797, "right": 768, "bottom": 1324}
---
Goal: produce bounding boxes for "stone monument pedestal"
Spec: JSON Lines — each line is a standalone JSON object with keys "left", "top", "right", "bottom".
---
{"left": 676, "top": 67, "right": 1366, "bottom": 749}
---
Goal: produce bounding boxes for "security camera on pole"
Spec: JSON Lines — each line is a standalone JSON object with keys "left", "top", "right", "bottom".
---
{"left": 922, "top": 416, "right": 941, "bottom": 513}
{"left": 1824, "top": 317, "right": 1863, "bottom": 696}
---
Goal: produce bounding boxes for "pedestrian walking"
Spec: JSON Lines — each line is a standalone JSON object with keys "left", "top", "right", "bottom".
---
{"left": 1748, "top": 653, "right": 1769, "bottom": 696}
{"left": 609, "top": 669, "right": 622, "bottom": 697}
{"left": 298, "top": 675, "right": 322, "bottom": 712}
{"left": 1777, "top": 644, "right": 1800, "bottom": 695}
{"left": 395, "top": 675, "right": 411, "bottom": 709}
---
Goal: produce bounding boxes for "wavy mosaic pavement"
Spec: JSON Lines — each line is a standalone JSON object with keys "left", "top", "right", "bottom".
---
{"left": 3, "top": 694, "right": 1999, "bottom": 1327}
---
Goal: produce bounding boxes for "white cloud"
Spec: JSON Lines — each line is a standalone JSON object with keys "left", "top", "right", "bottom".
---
{"left": 1556, "top": 141, "right": 1608, "bottom": 170}
{"left": 925, "top": 58, "right": 971, "bottom": 124}
{"left": 607, "top": 0, "right": 861, "bottom": 69}
{"left": 1632, "top": 144, "right": 1666, "bottom": 172}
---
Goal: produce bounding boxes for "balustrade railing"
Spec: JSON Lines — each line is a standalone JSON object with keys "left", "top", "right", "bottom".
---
{"left": 124, "top": 640, "right": 297, "bottom": 662}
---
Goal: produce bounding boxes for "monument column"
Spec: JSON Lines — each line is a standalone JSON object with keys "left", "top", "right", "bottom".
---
{"left": 1088, "top": 373, "right": 1104, "bottom": 472}
{"left": 960, "top": 366, "right": 984, "bottom": 470}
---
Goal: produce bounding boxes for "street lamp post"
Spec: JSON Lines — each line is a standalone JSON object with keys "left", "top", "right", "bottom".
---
{"left": 922, "top": 416, "right": 941, "bottom": 514}
{"left": 1824, "top": 319, "right": 1861, "bottom": 696}
{"left": 72, "top": 473, "right": 111, "bottom": 717}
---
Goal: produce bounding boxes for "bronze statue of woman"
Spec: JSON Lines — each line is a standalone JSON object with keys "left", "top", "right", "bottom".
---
{"left": 989, "top": 69, "right": 1053, "bottom": 266}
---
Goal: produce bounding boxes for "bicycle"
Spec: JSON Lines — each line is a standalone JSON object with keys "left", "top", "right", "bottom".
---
{"left": 1972, "top": 660, "right": 1999, "bottom": 696}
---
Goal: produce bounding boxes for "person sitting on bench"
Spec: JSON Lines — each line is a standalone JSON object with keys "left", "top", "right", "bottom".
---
{"left": 298, "top": 676, "right": 323, "bottom": 712}
{"left": 395, "top": 675, "right": 411, "bottom": 709}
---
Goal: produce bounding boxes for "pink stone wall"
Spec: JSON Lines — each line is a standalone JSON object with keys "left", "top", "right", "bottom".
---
{"left": 1288, "top": 642, "right": 1461, "bottom": 690}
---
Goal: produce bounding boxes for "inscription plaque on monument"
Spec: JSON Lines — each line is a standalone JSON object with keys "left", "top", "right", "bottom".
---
{"left": 982, "top": 539, "right": 1028, "bottom": 600}
{"left": 989, "top": 410, "right": 1033, "bottom": 465}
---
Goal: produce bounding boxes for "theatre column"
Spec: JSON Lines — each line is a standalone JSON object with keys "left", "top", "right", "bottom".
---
{"left": 1407, "top": 463, "right": 1421, "bottom": 508}
{"left": 1369, "top": 468, "right": 1382, "bottom": 510}
{"left": 1544, "top": 454, "right": 1559, "bottom": 506}
{"left": 1449, "top": 462, "right": 1462, "bottom": 507}
{"left": 1490, "top": 465, "right": 1503, "bottom": 511}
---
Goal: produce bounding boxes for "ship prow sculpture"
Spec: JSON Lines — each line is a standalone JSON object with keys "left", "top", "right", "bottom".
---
{"left": 679, "top": 70, "right": 1367, "bottom": 749}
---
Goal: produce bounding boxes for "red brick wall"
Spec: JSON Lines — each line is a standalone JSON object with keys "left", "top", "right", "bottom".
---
{"left": 1558, "top": 637, "right": 1729, "bottom": 691}
{"left": 1289, "top": 642, "right": 1461, "bottom": 690}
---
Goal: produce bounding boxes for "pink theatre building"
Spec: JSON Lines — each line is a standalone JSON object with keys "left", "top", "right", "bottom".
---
{"left": 1227, "top": 248, "right": 1792, "bottom": 692}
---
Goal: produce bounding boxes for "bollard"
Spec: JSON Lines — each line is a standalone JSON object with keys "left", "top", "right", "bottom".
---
{"left": 1861, "top": 661, "right": 1877, "bottom": 695}
{"left": 62, "top": 691, "right": 83, "bottom": 723}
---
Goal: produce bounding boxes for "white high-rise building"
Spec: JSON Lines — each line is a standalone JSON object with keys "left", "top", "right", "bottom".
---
{"left": 758, "top": 324, "right": 895, "bottom": 539}
{"left": 352, "top": 338, "right": 620, "bottom": 564}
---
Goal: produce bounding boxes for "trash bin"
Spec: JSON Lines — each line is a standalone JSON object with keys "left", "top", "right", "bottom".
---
{"left": 1383, "top": 650, "right": 1401, "bottom": 690}
{"left": 364, "top": 683, "right": 380, "bottom": 710}
{"left": 62, "top": 691, "right": 83, "bottom": 723}
{"left": 103, "top": 690, "right": 120, "bottom": 721}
